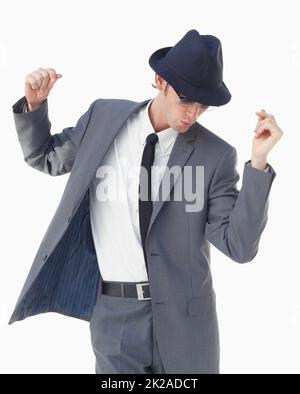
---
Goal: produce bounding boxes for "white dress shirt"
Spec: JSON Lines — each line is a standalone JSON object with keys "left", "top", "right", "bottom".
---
{"left": 89, "top": 98, "right": 179, "bottom": 282}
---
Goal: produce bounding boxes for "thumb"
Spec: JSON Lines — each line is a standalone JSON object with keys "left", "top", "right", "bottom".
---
{"left": 51, "top": 73, "right": 63, "bottom": 81}
{"left": 48, "top": 73, "right": 63, "bottom": 89}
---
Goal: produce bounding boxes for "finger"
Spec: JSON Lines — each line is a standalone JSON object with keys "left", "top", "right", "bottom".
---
{"left": 256, "top": 112, "right": 267, "bottom": 121}
{"left": 256, "top": 117, "right": 263, "bottom": 127}
{"left": 258, "top": 115, "right": 276, "bottom": 131}
{"left": 255, "top": 122, "right": 272, "bottom": 138}
{"left": 256, "top": 118, "right": 271, "bottom": 128}
{"left": 254, "top": 118, "right": 271, "bottom": 131}
{"left": 256, "top": 114, "right": 266, "bottom": 125}
{"left": 31, "top": 70, "right": 44, "bottom": 89}
{"left": 45, "top": 67, "right": 56, "bottom": 81}
{"left": 45, "top": 68, "right": 62, "bottom": 81}
{"left": 45, "top": 68, "right": 62, "bottom": 89}
{"left": 255, "top": 118, "right": 269, "bottom": 131}
{"left": 254, "top": 128, "right": 267, "bottom": 139}
{"left": 256, "top": 109, "right": 274, "bottom": 120}
{"left": 25, "top": 74, "right": 39, "bottom": 90}
{"left": 37, "top": 67, "right": 50, "bottom": 90}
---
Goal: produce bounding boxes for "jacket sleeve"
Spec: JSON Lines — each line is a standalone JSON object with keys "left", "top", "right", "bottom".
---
{"left": 204, "top": 145, "right": 276, "bottom": 263}
{"left": 12, "top": 96, "right": 99, "bottom": 176}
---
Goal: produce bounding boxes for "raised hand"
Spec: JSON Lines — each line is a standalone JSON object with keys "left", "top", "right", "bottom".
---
{"left": 24, "top": 67, "right": 62, "bottom": 111}
{"left": 251, "top": 109, "right": 283, "bottom": 170}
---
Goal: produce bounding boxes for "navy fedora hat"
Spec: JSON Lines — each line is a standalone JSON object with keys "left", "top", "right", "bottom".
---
{"left": 148, "top": 29, "right": 231, "bottom": 107}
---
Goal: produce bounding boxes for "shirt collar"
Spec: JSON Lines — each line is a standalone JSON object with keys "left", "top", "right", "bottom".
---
{"left": 141, "top": 98, "right": 179, "bottom": 155}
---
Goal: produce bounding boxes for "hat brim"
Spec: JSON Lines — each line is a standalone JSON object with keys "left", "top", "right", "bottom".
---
{"left": 149, "top": 46, "right": 231, "bottom": 107}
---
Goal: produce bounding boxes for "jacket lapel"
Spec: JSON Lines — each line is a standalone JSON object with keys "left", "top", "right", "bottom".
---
{"left": 70, "top": 98, "right": 152, "bottom": 210}
{"left": 147, "top": 123, "right": 196, "bottom": 236}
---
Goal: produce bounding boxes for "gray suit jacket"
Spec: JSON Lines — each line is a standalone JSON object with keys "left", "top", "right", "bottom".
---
{"left": 9, "top": 95, "right": 276, "bottom": 373}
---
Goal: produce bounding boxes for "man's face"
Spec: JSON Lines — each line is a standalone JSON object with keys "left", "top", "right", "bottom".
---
{"left": 160, "top": 80, "right": 209, "bottom": 133}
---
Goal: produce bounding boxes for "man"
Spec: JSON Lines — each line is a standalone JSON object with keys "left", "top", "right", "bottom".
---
{"left": 9, "top": 29, "right": 283, "bottom": 374}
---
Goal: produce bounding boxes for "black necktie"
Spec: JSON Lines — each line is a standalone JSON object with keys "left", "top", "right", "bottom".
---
{"left": 139, "top": 132, "right": 158, "bottom": 274}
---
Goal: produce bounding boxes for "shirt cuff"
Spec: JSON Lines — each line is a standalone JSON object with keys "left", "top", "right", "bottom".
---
{"left": 246, "top": 162, "right": 270, "bottom": 173}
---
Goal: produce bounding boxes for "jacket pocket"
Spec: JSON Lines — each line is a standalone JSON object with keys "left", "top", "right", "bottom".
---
{"left": 187, "top": 291, "right": 216, "bottom": 317}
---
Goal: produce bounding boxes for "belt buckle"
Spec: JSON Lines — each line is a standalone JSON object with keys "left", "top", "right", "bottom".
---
{"left": 136, "top": 283, "right": 151, "bottom": 300}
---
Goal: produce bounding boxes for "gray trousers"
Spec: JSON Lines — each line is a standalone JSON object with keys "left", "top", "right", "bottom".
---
{"left": 89, "top": 283, "right": 166, "bottom": 374}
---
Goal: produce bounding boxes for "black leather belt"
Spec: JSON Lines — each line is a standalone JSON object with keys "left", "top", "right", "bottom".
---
{"left": 102, "top": 281, "right": 151, "bottom": 300}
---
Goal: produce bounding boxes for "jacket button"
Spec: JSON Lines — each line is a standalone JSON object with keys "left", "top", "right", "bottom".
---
{"left": 42, "top": 254, "right": 47, "bottom": 261}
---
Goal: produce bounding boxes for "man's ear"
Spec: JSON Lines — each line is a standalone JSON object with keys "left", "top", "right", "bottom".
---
{"left": 155, "top": 73, "right": 167, "bottom": 91}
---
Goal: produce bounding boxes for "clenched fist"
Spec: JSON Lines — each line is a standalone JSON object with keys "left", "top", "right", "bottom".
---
{"left": 25, "top": 67, "right": 62, "bottom": 111}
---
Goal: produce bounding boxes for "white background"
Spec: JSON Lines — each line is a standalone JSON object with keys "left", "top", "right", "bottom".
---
{"left": 0, "top": 0, "right": 299, "bottom": 373}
